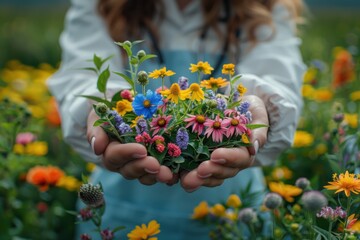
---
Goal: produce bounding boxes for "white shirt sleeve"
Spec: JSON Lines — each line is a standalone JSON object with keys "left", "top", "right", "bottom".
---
{"left": 47, "top": 0, "right": 129, "bottom": 163}
{"left": 238, "top": 4, "right": 306, "bottom": 166}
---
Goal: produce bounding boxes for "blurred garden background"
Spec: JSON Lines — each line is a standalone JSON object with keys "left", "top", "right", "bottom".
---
{"left": 0, "top": 0, "right": 360, "bottom": 239}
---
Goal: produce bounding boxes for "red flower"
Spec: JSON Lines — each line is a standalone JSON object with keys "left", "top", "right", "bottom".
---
{"left": 167, "top": 143, "right": 181, "bottom": 157}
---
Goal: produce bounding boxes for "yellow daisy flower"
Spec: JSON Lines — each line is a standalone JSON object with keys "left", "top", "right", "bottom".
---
{"left": 350, "top": 90, "right": 360, "bottom": 101}
{"left": 324, "top": 171, "right": 360, "bottom": 197}
{"left": 189, "top": 61, "right": 214, "bottom": 75}
{"left": 160, "top": 83, "right": 187, "bottom": 104}
{"left": 344, "top": 113, "right": 358, "bottom": 128}
{"left": 269, "top": 182, "right": 302, "bottom": 202}
{"left": 226, "top": 194, "right": 242, "bottom": 208}
{"left": 127, "top": 220, "right": 161, "bottom": 240}
{"left": 148, "top": 67, "right": 175, "bottom": 79}
{"left": 115, "top": 99, "right": 133, "bottom": 116}
{"left": 192, "top": 201, "right": 209, "bottom": 219}
{"left": 237, "top": 84, "right": 247, "bottom": 96}
{"left": 56, "top": 175, "right": 81, "bottom": 191}
{"left": 25, "top": 141, "right": 48, "bottom": 156}
{"left": 210, "top": 203, "right": 226, "bottom": 217}
{"left": 200, "top": 77, "right": 229, "bottom": 90}
{"left": 292, "top": 130, "right": 314, "bottom": 148}
{"left": 183, "top": 83, "right": 204, "bottom": 102}
{"left": 222, "top": 63, "right": 235, "bottom": 75}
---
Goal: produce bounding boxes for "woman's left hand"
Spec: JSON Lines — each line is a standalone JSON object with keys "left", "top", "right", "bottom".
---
{"left": 179, "top": 95, "right": 269, "bottom": 192}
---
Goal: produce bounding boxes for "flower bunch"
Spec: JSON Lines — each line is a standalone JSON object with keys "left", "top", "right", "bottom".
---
{"left": 85, "top": 40, "right": 265, "bottom": 173}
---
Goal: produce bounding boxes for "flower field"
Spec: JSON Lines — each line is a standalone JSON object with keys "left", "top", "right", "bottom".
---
{"left": 0, "top": 6, "right": 360, "bottom": 240}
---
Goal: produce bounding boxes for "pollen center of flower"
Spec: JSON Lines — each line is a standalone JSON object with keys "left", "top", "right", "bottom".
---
{"left": 143, "top": 100, "right": 151, "bottom": 108}
{"left": 213, "top": 121, "right": 221, "bottom": 129}
{"left": 195, "top": 115, "right": 205, "bottom": 124}
{"left": 230, "top": 119, "right": 239, "bottom": 126}
{"left": 157, "top": 118, "right": 166, "bottom": 127}
{"left": 171, "top": 85, "right": 180, "bottom": 95}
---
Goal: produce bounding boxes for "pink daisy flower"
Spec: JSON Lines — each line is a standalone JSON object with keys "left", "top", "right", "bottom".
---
{"left": 167, "top": 143, "right": 181, "bottom": 157}
{"left": 204, "top": 115, "right": 228, "bottom": 142}
{"left": 222, "top": 115, "right": 248, "bottom": 138}
{"left": 184, "top": 114, "right": 207, "bottom": 135}
{"left": 150, "top": 115, "right": 172, "bottom": 135}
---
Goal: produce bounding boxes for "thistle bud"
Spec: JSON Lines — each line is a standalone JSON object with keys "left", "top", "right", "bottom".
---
{"left": 94, "top": 102, "right": 109, "bottom": 117}
{"left": 332, "top": 113, "right": 344, "bottom": 123}
{"left": 79, "top": 183, "right": 104, "bottom": 208}
{"left": 137, "top": 50, "right": 146, "bottom": 59}
{"left": 300, "top": 190, "right": 328, "bottom": 212}
{"left": 295, "top": 177, "right": 310, "bottom": 190}
{"left": 137, "top": 71, "right": 149, "bottom": 86}
{"left": 263, "top": 192, "right": 283, "bottom": 210}
{"left": 238, "top": 208, "right": 257, "bottom": 224}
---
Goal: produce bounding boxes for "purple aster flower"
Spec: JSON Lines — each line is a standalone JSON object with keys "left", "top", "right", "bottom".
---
{"left": 176, "top": 127, "right": 189, "bottom": 150}
{"left": 132, "top": 90, "right": 163, "bottom": 119}
{"left": 118, "top": 123, "right": 132, "bottom": 135}
{"left": 238, "top": 101, "right": 250, "bottom": 114}
{"left": 108, "top": 110, "right": 123, "bottom": 126}
{"left": 135, "top": 118, "right": 148, "bottom": 134}
{"left": 178, "top": 76, "right": 189, "bottom": 90}
{"left": 316, "top": 206, "right": 346, "bottom": 220}
{"left": 205, "top": 90, "right": 216, "bottom": 99}
{"left": 216, "top": 97, "right": 227, "bottom": 111}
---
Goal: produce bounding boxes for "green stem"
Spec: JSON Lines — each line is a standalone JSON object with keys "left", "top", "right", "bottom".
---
{"left": 328, "top": 221, "right": 333, "bottom": 239}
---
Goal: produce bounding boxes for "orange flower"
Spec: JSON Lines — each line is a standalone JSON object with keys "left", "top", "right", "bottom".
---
{"left": 324, "top": 171, "right": 360, "bottom": 197}
{"left": 269, "top": 182, "right": 302, "bottom": 202}
{"left": 46, "top": 97, "right": 61, "bottom": 126}
{"left": 332, "top": 48, "right": 355, "bottom": 88}
{"left": 26, "top": 166, "right": 65, "bottom": 191}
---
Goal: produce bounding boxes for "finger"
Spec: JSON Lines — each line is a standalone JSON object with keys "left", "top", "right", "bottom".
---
{"left": 102, "top": 142, "right": 148, "bottom": 171}
{"left": 210, "top": 146, "right": 253, "bottom": 168}
{"left": 197, "top": 161, "right": 239, "bottom": 179}
{"left": 138, "top": 174, "right": 158, "bottom": 185}
{"left": 180, "top": 170, "right": 204, "bottom": 192}
{"left": 87, "top": 110, "right": 110, "bottom": 155}
{"left": 156, "top": 165, "right": 175, "bottom": 183}
{"left": 118, "top": 156, "right": 160, "bottom": 179}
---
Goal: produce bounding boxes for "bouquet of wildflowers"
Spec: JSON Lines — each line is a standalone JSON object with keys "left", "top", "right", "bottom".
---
{"left": 83, "top": 40, "right": 265, "bottom": 173}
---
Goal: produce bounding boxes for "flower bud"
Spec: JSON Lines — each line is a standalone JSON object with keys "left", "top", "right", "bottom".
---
{"left": 333, "top": 113, "right": 344, "bottom": 123}
{"left": 137, "top": 50, "right": 146, "bottom": 59}
{"left": 79, "top": 183, "right": 104, "bottom": 208}
{"left": 207, "top": 99, "right": 218, "bottom": 109}
{"left": 295, "top": 177, "right": 310, "bottom": 190}
{"left": 290, "top": 223, "right": 300, "bottom": 232}
{"left": 300, "top": 190, "right": 328, "bottom": 212}
{"left": 123, "top": 40, "right": 132, "bottom": 47}
{"left": 137, "top": 71, "right": 149, "bottom": 86}
{"left": 238, "top": 208, "right": 257, "bottom": 224}
{"left": 94, "top": 102, "right": 109, "bottom": 117}
{"left": 263, "top": 192, "right": 283, "bottom": 210}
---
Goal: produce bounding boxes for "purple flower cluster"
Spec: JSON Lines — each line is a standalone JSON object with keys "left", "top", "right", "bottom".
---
{"left": 176, "top": 127, "right": 189, "bottom": 149}
{"left": 136, "top": 118, "right": 148, "bottom": 134}
{"left": 178, "top": 76, "right": 189, "bottom": 90}
{"left": 237, "top": 101, "right": 250, "bottom": 114}
{"left": 216, "top": 97, "right": 227, "bottom": 111}
{"left": 316, "top": 206, "right": 347, "bottom": 220}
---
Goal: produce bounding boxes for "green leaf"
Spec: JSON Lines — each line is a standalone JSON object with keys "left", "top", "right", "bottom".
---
{"left": 115, "top": 42, "right": 132, "bottom": 57}
{"left": 312, "top": 226, "right": 338, "bottom": 240}
{"left": 97, "top": 66, "right": 110, "bottom": 93}
{"left": 113, "top": 71, "right": 134, "bottom": 88}
{"left": 230, "top": 74, "right": 242, "bottom": 84}
{"left": 111, "top": 90, "right": 123, "bottom": 103}
{"left": 79, "top": 67, "right": 98, "bottom": 74}
{"left": 78, "top": 95, "right": 112, "bottom": 107}
{"left": 327, "top": 157, "right": 343, "bottom": 173}
{"left": 93, "top": 119, "right": 108, "bottom": 127}
{"left": 246, "top": 124, "right": 268, "bottom": 130}
{"left": 139, "top": 54, "right": 157, "bottom": 65}
{"left": 173, "top": 156, "right": 185, "bottom": 164}
{"left": 93, "top": 54, "right": 102, "bottom": 71}
{"left": 132, "top": 40, "right": 144, "bottom": 46}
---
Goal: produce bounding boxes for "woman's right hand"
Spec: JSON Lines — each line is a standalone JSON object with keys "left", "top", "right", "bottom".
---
{"left": 86, "top": 110, "right": 175, "bottom": 185}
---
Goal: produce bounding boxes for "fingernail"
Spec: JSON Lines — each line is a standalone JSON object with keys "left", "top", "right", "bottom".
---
{"left": 254, "top": 140, "right": 259, "bottom": 154}
{"left": 145, "top": 168, "right": 159, "bottom": 174}
{"left": 90, "top": 136, "right": 96, "bottom": 153}
{"left": 198, "top": 173, "right": 212, "bottom": 179}
{"left": 211, "top": 159, "right": 226, "bottom": 164}
{"left": 132, "top": 153, "right": 147, "bottom": 159}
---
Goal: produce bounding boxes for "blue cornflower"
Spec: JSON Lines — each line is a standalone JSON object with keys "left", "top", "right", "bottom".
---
{"left": 176, "top": 127, "right": 189, "bottom": 150}
{"left": 178, "top": 76, "right": 189, "bottom": 90}
{"left": 132, "top": 90, "right": 163, "bottom": 119}
{"left": 136, "top": 118, "right": 148, "bottom": 134}
{"left": 216, "top": 97, "right": 227, "bottom": 111}
{"left": 238, "top": 101, "right": 250, "bottom": 114}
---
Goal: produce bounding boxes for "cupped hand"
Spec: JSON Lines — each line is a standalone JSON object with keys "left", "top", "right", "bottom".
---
{"left": 180, "top": 95, "right": 269, "bottom": 192}
{"left": 87, "top": 110, "right": 174, "bottom": 185}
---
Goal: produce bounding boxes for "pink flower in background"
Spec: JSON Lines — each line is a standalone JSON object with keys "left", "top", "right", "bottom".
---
{"left": 16, "top": 132, "right": 36, "bottom": 145}
{"left": 204, "top": 116, "right": 228, "bottom": 142}
{"left": 120, "top": 89, "right": 133, "bottom": 101}
{"left": 150, "top": 115, "right": 172, "bottom": 135}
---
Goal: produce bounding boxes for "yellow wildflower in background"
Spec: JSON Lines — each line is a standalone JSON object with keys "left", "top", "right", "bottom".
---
{"left": 127, "top": 220, "right": 160, "bottom": 240}
{"left": 350, "top": 220, "right": 360, "bottom": 233}
{"left": 13, "top": 144, "right": 25, "bottom": 154}
{"left": 350, "top": 91, "right": 360, "bottom": 101}
{"left": 56, "top": 175, "right": 81, "bottom": 191}
{"left": 160, "top": 83, "right": 186, "bottom": 104}
{"left": 189, "top": 61, "right": 213, "bottom": 75}
{"left": 301, "top": 84, "right": 315, "bottom": 99}
{"left": 148, "top": 67, "right": 175, "bottom": 79}
{"left": 315, "top": 143, "right": 327, "bottom": 155}
{"left": 226, "top": 194, "right": 242, "bottom": 208}
{"left": 313, "top": 88, "right": 333, "bottom": 102}
{"left": 200, "top": 77, "right": 229, "bottom": 90}
{"left": 222, "top": 63, "right": 235, "bottom": 75}
{"left": 271, "top": 167, "right": 293, "bottom": 181}
{"left": 183, "top": 83, "right": 204, "bottom": 102}
{"left": 237, "top": 84, "right": 247, "bottom": 96}
{"left": 269, "top": 182, "right": 302, "bottom": 202}
{"left": 292, "top": 130, "right": 314, "bottom": 148}
{"left": 115, "top": 99, "right": 133, "bottom": 116}
{"left": 25, "top": 141, "right": 48, "bottom": 156}
{"left": 86, "top": 163, "right": 97, "bottom": 172}
{"left": 241, "top": 134, "right": 250, "bottom": 144}
{"left": 210, "top": 203, "right": 226, "bottom": 217}
{"left": 344, "top": 113, "right": 358, "bottom": 128}
{"left": 192, "top": 201, "right": 209, "bottom": 219}
{"left": 303, "top": 67, "right": 317, "bottom": 83}
{"left": 324, "top": 171, "right": 360, "bottom": 197}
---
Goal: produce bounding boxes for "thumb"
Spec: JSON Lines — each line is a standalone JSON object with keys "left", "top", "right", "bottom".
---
{"left": 86, "top": 109, "right": 110, "bottom": 155}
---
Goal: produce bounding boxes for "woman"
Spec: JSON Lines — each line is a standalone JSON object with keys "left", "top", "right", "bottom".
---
{"left": 48, "top": 0, "right": 305, "bottom": 239}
